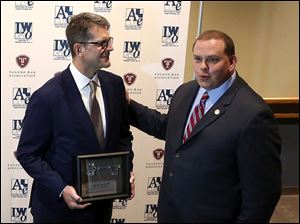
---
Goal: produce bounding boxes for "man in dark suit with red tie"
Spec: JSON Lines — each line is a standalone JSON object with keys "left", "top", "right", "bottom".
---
{"left": 127, "top": 30, "right": 281, "bottom": 223}
{"left": 16, "top": 12, "right": 134, "bottom": 223}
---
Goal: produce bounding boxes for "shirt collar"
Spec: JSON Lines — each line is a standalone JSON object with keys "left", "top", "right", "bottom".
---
{"left": 201, "top": 71, "right": 236, "bottom": 104}
{"left": 69, "top": 63, "right": 100, "bottom": 90}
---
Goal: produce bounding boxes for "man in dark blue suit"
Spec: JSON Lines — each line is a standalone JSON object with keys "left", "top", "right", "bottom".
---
{"left": 127, "top": 30, "right": 281, "bottom": 222}
{"left": 16, "top": 12, "right": 135, "bottom": 223}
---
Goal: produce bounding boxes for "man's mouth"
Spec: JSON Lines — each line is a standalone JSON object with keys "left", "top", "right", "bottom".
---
{"left": 100, "top": 52, "right": 110, "bottom": 58}
{"left": 198, "top": 74, "right": 210, "bottom": 80}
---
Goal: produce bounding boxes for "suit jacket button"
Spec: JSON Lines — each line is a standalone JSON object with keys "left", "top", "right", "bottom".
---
{"left": 175, "top": 153, "right": 180, "bottom": 158}
{"left": 169, "top": 172, "right": 173, "bottom": 177}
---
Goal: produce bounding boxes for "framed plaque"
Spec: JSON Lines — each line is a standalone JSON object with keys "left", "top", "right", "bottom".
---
{"left": 75, "top": 151, "right": 131, "bottom": 202}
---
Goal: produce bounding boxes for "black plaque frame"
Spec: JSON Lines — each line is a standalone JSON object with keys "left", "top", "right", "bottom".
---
{"left": 75, "top": 151, "right": 130, "bottom": 202}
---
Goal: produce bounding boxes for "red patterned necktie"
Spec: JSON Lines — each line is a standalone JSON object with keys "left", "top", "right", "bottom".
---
{"left": 89, "top": 81, "right": 105, "bottom": 148}
{"left": 182, "top": 91, "right": 209, "bottom": 143}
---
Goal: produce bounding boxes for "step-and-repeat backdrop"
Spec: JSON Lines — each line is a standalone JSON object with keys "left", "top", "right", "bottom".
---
{"left": 1, "top": 1, "right": 193, "bottom": 222}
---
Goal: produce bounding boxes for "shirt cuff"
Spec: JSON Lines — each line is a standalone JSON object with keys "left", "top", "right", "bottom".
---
{"left": 59, "top": 185, "right": 68, "bottom": 198}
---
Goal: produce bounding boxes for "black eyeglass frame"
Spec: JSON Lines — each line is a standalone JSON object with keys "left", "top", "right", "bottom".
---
{"left": 78, "top": 37, "right": 113, "bottom": 49}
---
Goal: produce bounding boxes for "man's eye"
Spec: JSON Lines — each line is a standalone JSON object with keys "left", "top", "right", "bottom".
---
{"left": 194, "top": 57, "right": 202, "bottom": 62}
{"left": 207, "top": 57, "right": 219, "bottom": 63}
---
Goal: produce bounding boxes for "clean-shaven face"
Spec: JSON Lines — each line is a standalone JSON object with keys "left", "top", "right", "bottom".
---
{"left": 193, "top": 39, "right": 237, "bottom": 90}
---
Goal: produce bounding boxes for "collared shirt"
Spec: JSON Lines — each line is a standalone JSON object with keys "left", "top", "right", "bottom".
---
{"left": 69, "top": 63, "right": 106, "bottom": 137}
{"left": 184, "top": 71, "right": 236, "bottom": 130}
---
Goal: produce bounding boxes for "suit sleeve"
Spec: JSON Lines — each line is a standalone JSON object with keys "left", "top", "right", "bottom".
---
{"left": 16, "top": 90, "right": 67, "bottom": 197}
{"left": 128, "top": 100, "right": 168, "bottom": 140}
{"left": 117, "top": 81, "right": 134, "bottom": 170}
{"left": 237, "top": 109, "right": 281, "bottom": 222}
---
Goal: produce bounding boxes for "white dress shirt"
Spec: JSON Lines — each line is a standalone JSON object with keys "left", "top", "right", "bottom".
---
{"left": 69, "top": 63, "right": 106, "bottom": 137}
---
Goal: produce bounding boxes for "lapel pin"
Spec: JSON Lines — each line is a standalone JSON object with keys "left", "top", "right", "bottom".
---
{"left": 214, "top": 109, "right": 220, "bottom": 115}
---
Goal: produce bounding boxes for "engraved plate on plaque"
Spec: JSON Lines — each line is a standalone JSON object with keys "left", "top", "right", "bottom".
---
{"left": 75, "top": 151, "right": 130, "bottom": 202}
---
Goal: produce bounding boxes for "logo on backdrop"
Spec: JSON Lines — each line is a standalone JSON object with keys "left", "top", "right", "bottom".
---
{"left": 15, "top": 22, "right": 33, "bottom": 43}
{"left": 110, "top": 218, "right": 126, "bottom": 223}
{"left": 15, "top": 1, "right": 34, "bottom": 10}
{"left": 12, "top": 88, "right": 31, "bottom": 108}
{"left": 123, "top": 73, "right": 136, "bottom": 86}
{"left": 16, "top": 55, "right": 30, "bottom": 69}
{"left": 11, "top": 179, "right": 28, "bottom": 198}
{"left": 153, "top": 148, "right": 164, "bottom": 160}
{"left": 94, "top": 1, "right": 112, "bottom": 12}
{"left": 53, "top": 39, "right": 71, "bottom": 60}
{"left": 123, "top": 41, "right": 141, "bottom": 62}
{"left": 156, "top": 89, "right": 173, "bottom": 109}
{"left": 162, "top": 26, "right": 179, "bottom": 47}
{"left": 12, "top": 119, "right": 23, "bottom": 139}
{"left": 144, "top": 204, "right": 158, "bottom": 221}
{"left": 125, "top": 8, "right": 143, "bottom": 30}
{"left": 124, "top": 73, "right": 142, "bottom": 96}
{"left": 9, "top": 55, "right": 35, "bottom": 78}
{"left": 155, "top": 57, "right": 179, "bottom": 80}
{"left": 147, "top": 177, "right": 161, "bottom": 195}
{"left": 146, "top": 148, "right": 164, "bottom": 169}
{"left": 164, "top": 1, "right": 181, "bottom": 15}
{"left": 11, "top": 207, "right": 27, "bottom": 223}
{"left": 113, "top": 199, "right": 128, "bottom": 209}
{"left": 7, "top": 163, "right": 23, "bottom": 170}
{"left": 54, "top": 6, "right": 73, "bottom": 28}
{"left": 161, "top": 57, "right": 174, "bottom": 70}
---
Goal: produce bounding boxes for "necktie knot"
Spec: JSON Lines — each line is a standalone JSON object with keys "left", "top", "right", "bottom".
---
{"left": 200, "top": 91, "right": 209, "bottom": 103}
{"left": 89, "top": 81, "right": 97, "bottom": 95}
{"left": 89, "top": 81, "right": 97, "bottom": 112}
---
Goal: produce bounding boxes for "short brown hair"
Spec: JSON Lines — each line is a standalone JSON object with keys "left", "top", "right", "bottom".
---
{"left": 193, "top": 30, "right": 235, "bottom": 57}
{"left": 66, "top": 12, "right": 110, "bottom": 57}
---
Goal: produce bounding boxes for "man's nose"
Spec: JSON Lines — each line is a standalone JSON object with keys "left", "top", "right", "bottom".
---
{"left": 199, "top": 60, "right": 208, "bottom": 71}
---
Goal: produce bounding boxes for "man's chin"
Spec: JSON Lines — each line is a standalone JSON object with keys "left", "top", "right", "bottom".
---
{"left": 100, "top": 61, "right": 111, "bottom": 68}
{"left": 197, "top": 80, "right": 212, "bottom": 89}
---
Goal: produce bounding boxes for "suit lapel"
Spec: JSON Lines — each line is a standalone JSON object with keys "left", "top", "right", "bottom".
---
{"left": 61, "top": 68, "right": 100, "bottom": 147}
{"left": 97, "top": 71, "right": 111, "bottom": 147}
{"left": 172, "top": 81, "right": 200, "bottom": 148}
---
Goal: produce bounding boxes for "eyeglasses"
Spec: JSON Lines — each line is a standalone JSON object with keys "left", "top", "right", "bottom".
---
{"left": 78, "top": 37, "right": 113, "bottom": 49}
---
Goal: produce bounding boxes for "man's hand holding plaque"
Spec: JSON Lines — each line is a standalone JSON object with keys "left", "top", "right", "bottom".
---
{"left": 62, "top": 185, "right": 92, "bottom": 209}
{"left": 129, "top": 171, "right": 135, "bottom": 200}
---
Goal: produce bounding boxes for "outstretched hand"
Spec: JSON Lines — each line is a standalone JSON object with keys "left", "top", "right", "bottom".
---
{"left": 125, "top": 89, "right": 130, "bottom": 105}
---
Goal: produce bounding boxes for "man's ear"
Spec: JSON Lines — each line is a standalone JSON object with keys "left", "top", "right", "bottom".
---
{"left": 73, "top": 43, "right": 83, "bottom": 56}
{"left": 229, "top": 55, "right": 237, "bottom": 72}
